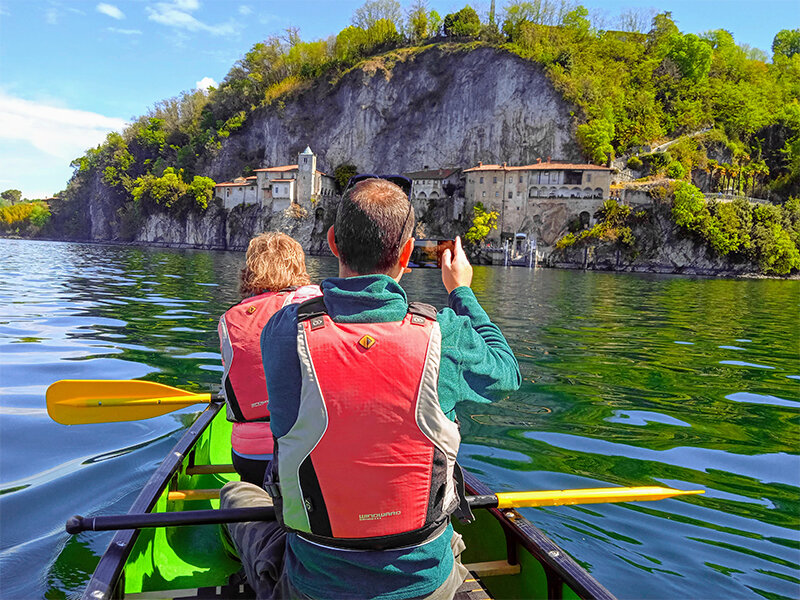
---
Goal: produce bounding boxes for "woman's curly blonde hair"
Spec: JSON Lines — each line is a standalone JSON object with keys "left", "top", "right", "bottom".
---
{"left": 239, "top": 232, "right": 311, "bottom": 298}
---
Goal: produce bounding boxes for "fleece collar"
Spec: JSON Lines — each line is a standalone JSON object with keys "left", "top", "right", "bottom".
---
{"left": 320, "top": 275, "right": 409, "bottom": 323}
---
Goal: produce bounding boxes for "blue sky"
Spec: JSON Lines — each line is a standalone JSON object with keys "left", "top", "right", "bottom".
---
{"left": 0, "top": 0, "right": 795, "bottom": 200}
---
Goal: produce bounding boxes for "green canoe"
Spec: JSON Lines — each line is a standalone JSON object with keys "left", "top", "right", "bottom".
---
{"left": 79, "top": 401, "right": 617, "bottom": 600}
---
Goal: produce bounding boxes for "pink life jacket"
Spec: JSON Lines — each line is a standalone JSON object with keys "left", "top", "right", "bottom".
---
{"left": 271, "top": 297, "right": 462, "bottom": 550}
{"left": 218, "top": 285, "right": 321, "bottom": 456}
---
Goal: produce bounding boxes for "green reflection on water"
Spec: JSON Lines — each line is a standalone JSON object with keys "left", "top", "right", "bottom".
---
{"left": 1, "top": 241, "right": 798, "bottom": 600}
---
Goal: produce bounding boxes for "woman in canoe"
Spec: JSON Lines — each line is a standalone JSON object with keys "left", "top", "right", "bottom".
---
{"left": 218, "top": 232, "right": 321, "bottom": 485}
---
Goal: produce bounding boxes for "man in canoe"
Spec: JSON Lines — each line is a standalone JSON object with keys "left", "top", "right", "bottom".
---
{"left": 221, "top": 176, "right": 521, "bottom": 599}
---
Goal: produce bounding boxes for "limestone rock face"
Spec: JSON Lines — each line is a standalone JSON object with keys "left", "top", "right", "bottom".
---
{"left": 65, "top": 45, "right": 581, "bottom": 251}
{"left": 135, "top": 205, "right": 227, "bottom": 249}
{"left": 204, "top": 46, "right": 581, "bottom": 180}
{"left": 551, "top": 201, "right": 760, "bottom": 276}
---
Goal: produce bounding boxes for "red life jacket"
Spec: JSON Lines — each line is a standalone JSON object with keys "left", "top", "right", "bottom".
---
{"left": 270, "top": 297, "right": 462, "bottom": 550}
{"left": 219, "top": 285, "right": 321, "bottom": 456}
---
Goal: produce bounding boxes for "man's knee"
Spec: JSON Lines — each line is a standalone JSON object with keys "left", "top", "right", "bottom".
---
{"left": 220, "top": 481, "right": 275, "bottom": 510}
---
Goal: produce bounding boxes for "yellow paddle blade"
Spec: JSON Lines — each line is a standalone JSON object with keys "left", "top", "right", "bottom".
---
{"left": 47, "top": 380, "right": 212, "bottom": 425}
{"left": 495, "top": 486, "right": 704, "bottom": 509}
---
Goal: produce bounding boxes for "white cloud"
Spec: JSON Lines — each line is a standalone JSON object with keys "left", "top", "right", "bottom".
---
{"left": 97, "top": 3, "right": 125, "bottom": 20}
{"left": 108, "top": 27, "right": 142, "bottom": 35}
{"left": 0, "top": 93, "right": 129, "bottom": 198}
{"left": 195, "top": 76, "right": 217, "bottom": 91}
{"left": 146, "top": 0, "right": 235, "bottom": 36}
{"left": 45, "top": 7, "right": 58, "bottom": 24}
{"left": 0, "top": 92, "right": 127, "bottom": 162}
{"left": 238, "top": 5, "right": 252, "bottom": 16}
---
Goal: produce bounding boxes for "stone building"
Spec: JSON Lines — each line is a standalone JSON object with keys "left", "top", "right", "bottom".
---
{"left": 404, "top": 168, "right": 464, "bottom": 221}
{"left": 464, "top": 160, "right": 613, "bottom": 245}
{"left": 215, "top": 147, "right": 336, "bottom": 211}
{"left": 215, "top": 176, "right": 259, "bottom": 210}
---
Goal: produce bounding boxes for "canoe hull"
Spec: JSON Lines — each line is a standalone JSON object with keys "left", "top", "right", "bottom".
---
{"left": 82, "top": 403, "right": 615, "bottom": 600}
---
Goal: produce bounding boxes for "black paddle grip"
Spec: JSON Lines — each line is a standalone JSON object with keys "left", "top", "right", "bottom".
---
{"left": 65, "top": 506, "right": 276, "bottom": 534}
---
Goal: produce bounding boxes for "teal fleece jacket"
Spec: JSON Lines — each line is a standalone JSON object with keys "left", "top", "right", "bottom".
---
{"left": 261, "top": 275, "right": 521, "bottom": 600}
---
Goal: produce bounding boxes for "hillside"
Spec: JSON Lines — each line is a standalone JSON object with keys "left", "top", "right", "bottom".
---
{"left": 12, "top": 4, "right": 798, "bottom": 275}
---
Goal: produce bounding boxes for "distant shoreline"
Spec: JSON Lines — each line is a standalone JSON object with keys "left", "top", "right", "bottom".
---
{"left": 4, "top": 236, "right": 796, "bottom": 280}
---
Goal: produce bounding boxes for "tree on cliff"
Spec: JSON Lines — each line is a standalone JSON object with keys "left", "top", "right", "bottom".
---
{"left": 352, "top": 0, "right": 403, "bottom": 31}
{"left": 131, "top": 168, "right": 215, "bottom": 212}
{"left": 333, "top": 164, "right": 358, "bottom": 193}
{"left": 443, "top": 6, "right": 481, "bottom": 37}
{"left": 772, "top": 29, "right": 800, "bottom": 59}
{"left": 407, "top": 0, "right": 429, "bottom": 42}
{"left": 1, "top": 189, "right": 22, "bottom": 205}
{"left": 576, "top": 119, "right": 615, "bottom": 165}
{"left": 465, "top": 202, "right": 498, "bottom": 245}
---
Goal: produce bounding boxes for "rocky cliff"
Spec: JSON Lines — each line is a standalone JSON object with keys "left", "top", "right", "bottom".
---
{"left": 57, "top": 44, "right": 581, "bottom": 252}
{"left": 550, "top": 199, "right": 761, "bottom": 276}
{"left": 203, "top": 45, "right": 580, "bottom": 181}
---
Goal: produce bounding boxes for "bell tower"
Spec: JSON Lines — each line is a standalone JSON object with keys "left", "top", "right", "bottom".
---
{"left": 297, "top": 146, "right": 316, "bottom": 205}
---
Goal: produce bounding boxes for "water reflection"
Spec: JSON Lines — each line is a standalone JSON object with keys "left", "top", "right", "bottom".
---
{"left": 0, "top": 240, "right": 798, "bottom": 600}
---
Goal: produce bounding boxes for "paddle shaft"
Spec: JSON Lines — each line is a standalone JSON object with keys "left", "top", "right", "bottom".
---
{"left": 60, "top": 394, "right": 215, "bottom": 408}
{"left": 64, "top": 486, "right": 703, "bottom": 534}
{"left": 67, "top": 497, "right": 496, "bottom": 534}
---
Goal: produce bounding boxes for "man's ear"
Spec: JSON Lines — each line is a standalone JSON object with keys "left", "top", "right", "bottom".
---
{"left": 327, "top": 226, "right": 339, "bottom": 258}
{"left": 399, "top": 236, "right": 415, "bottom": 268}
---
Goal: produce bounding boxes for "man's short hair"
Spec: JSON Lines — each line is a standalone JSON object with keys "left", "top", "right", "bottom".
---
{"left": 335, "top": 178, "right": 414, "bottom": 274}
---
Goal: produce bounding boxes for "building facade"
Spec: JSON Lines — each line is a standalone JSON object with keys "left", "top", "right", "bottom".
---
{"left": 404, "top": 168, "right": 464, "bottom": 221}
{"left": 215, "top": 147, "right": 336, "bottom": 211}
{"left": 464, "top": 160, "right": 613, "bottom": 245}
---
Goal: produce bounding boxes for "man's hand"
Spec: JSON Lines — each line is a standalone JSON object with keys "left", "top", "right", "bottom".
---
{"left": 441, "top": 236, "right": 472, "bottom": 293}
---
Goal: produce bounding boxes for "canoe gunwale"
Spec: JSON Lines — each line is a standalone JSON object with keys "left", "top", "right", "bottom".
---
{"left": 82, "top": 402, "right": 224, "bottom": 600}
{"left": 462, "top": 471, "right": 617, "bottom": 600}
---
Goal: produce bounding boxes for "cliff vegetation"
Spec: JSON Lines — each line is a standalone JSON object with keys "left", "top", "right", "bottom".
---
{"left": 556, "top": 185, "right": 800, "bottom": 275}
{"left": 32, "top": 1, "right": 800, "bottom": 265}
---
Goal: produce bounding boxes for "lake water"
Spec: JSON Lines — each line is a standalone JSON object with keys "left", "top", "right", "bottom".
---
{"left": 0, "top": 238, "right": 798, "bottom": 600}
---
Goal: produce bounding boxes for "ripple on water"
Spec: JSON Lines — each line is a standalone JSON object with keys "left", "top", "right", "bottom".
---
{"left": 2, "top": 242, "right": 799, "bottom": 600}
{"left": 605, "top": 410, "right": 691, "bottom": 427}
{"left": 719, "top": 360, "right": 776, "bottom": 370}
{"left": 525, "top": 431, "right": 798, "bottom": 486}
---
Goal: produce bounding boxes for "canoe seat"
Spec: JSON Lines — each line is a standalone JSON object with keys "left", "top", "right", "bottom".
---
{"left": 454, "top": 570, "right": 493, "bottom": 600}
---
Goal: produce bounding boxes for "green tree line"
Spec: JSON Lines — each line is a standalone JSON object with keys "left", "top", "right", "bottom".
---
{"left": 61, "top": 0, "right": 799, "bottom": 228}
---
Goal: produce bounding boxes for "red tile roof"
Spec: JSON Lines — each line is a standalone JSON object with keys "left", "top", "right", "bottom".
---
{"left": 215, "top": 181, "right": 256, "bottom": 187}
{"left": 271, "top": 179, "right": 295, "bottom": 183}
{"left": 404, "top": 168, "right": 461, "bottom": 180}
{"left": 464, "top": 161, "right": 611, "bottom": 172}
{"left": 252, "top": 165, "right": 330, "bottom": 176}
{"left": 253, "top": 165, "right": 299, "bottom": 172}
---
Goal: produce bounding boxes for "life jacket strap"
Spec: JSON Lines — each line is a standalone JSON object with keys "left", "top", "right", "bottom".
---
{"left": 452, "top": 462, "right": 475, "bottom": 524}
{"left": 296, "top": 297, "right": 438, "bottom": 324}
{"left": 294, "top": 519, "right": 449, "bottom": 551}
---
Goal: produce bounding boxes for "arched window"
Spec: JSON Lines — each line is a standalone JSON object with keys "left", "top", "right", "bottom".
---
{"left": 594, "top": 187, "right": 604, "bottom": 199}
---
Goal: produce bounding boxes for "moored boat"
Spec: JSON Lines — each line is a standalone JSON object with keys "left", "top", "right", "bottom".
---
{"left": 77, "top": 400, "right": 617, "bottom": 600}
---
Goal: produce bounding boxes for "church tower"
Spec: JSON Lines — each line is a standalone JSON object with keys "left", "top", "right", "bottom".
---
{"left": 297, "top": 146, "right": 316, "bottom": 205}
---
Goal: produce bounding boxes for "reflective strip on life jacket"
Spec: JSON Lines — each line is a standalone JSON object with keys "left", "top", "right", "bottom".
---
{"left": 275, "top": 303, "right": 461, "bottom": 549}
